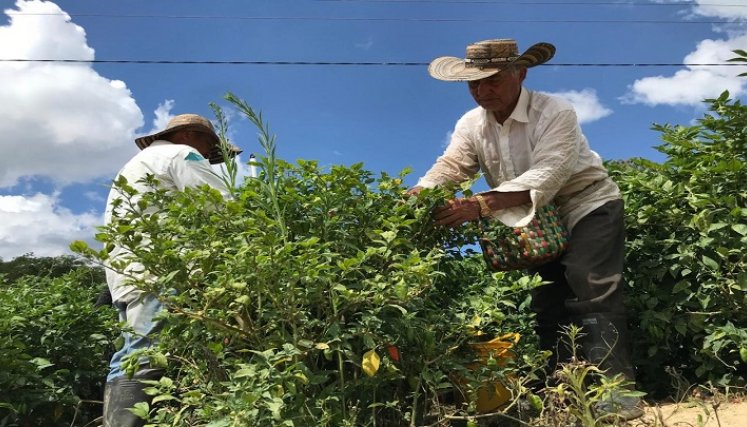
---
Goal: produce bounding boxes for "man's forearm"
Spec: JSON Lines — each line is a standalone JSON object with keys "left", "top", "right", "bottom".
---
{"left": 478, "top": 190, "right": 531, "bottom": 214}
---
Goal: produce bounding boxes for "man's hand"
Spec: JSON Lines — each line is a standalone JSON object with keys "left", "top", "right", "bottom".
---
{"left": 433, "top": 197, "right": 481, "bottom": 227}
{"left": 405, "top": 186, "right": 424, "bottom": 196}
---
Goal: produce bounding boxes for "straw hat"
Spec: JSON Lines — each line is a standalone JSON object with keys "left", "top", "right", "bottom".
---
{"left": 428, "top": 39, "right": 556, "bottom": 82}
{"left": 134, "top": 114, "right": 242, "bottom": 164}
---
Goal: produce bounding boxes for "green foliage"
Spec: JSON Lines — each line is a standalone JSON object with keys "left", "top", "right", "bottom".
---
{"left": 727, "top": 49, "right": 747, "bottom": 77}
{"left": 609, "top": 90, "right": 747, "bottom": 395}
{"left": 74, "top": 93, "right": 544, "bottom": 426}
{"left": 534, "top": 326, "right": 645, "bottom": 427}
{"left": 0, "top": 264, "right": 116, "bottom": 427}
{"left": 0, "top": 254, "right": 105, "bottom": 285}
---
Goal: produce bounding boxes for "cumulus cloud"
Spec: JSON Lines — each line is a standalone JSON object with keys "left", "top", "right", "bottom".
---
{"left": 622, "top": 2, "right": 747, "bottom": 106}
{"left": 692, "top": 2, "right": 747, "bottom": 20}
{"left": 544, "top": 89, "right": 613, "bottom": 124}
{"left": 0, "top": 193, "right": 101, "bottom": 260}
{"left": 0, "top": 0, "right": 144, "bottom": 188}
{"left": 150, "top": 99, "right": 176, "bottom": 133}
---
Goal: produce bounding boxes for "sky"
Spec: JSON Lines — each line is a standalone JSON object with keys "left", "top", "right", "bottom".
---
{"left": 0, "top": 0, "right": 746, "bottom": 260}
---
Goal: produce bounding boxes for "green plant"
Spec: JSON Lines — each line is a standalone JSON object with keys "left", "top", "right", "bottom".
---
{"left": 0, "top": 265, "right": 116, "bottom": 427}
{"left": 609, "top": 89, "right": 747, "bottom": 396}
{"left": 73, "top": 93, "right": 545, "bottom": 426}
{"left": 534, "top": 326, "right": 644, "bottom": 427}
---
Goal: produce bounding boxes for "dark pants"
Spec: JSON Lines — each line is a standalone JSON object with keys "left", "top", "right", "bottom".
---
{"left": 530, "top": 199, "right": 629, "bottom": 365}
{"left": 531, "top": 199, "right": 627, "bottom": 321}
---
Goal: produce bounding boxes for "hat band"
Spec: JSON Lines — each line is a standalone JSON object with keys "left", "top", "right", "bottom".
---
{"left": 464, "top": 56, "right": 520, "bottom": 68}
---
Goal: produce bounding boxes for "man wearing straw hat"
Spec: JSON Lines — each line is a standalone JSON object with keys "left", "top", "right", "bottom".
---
{"left": 102, "top": 114, "right": 241, "bottom": 427}
{"left": 409, "top": 39, "right": 642, "bottom": 420}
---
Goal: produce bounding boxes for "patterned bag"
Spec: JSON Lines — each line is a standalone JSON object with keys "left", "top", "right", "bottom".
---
{"left": 479, "top": 204, "right": 569, "bottom": 271}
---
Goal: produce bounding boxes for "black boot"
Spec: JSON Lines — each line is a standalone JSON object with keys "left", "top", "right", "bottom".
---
{"left": 103, "top": 368, "right": 163, "bottom": 427}
{"left": 574, "top": 313, "right": 643, "bottom": 421}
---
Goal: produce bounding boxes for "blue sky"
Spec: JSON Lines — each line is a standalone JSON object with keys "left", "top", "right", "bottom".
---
{"left": 0, "top": 0, "right": 746, "bottom": 260}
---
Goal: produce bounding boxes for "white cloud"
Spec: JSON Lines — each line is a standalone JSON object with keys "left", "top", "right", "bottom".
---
{"left": 0, "top": 0, "right": 144, "bottom": 188}
{"left": 692, "top": 1, "right": 747, "bottom": 20}
{"left": 622, "top": 2, "right": 747, "bottom": 106}
{"left": 150, "top": 99, "right": 176, "bottom": 133}
{"left": 544, "top": 89, "right": 613, "bottom": 124}
{"left": 0, "top": 193, "right": 101, "bottom": 260}
{"left": 355, "top": 36, "right": 374, "bottom": 50}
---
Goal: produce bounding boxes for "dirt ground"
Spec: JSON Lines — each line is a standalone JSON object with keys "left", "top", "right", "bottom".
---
{"left": 637, "top": 398, "right": 747, "bottom": 427}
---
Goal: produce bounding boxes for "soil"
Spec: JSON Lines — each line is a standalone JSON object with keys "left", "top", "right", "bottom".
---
{"left": 636, "top": 397, "right": 747, "bottom": 427}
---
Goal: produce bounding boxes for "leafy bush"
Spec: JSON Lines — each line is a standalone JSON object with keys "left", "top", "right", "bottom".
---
{"left": 0, "top": 254, "right": 105, "bottom": 285}
{"left": 610, "top": 90, "right": 747, "bottom": 396}
{"left": 0, "top": 263, "right": 116, "bottom": 427}
{"left": 74, "top": 94, "right": 544, "bottom": 426}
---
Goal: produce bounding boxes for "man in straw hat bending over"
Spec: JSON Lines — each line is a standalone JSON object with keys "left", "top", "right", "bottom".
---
{"left": 408, "top": 39, "right": 643, "bottom": 420}
{"left": 102, "top": 114, "right": 241, "bottom": 427}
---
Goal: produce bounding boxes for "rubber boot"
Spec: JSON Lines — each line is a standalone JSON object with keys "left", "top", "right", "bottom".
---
{"left": 103, "top": 368, "right": 163, "bottom": 427}
{"left": 574, "top": 313, "right": 643, "bottom": 421}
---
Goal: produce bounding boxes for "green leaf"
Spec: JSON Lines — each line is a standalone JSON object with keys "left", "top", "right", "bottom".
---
{"left": 674, "top": 320, "right": 687, "bottom": 336}
{"left": 69, "top": 240, "right": 90, "bottom": 253}
{"left": 732, "top": 224, "right": 747, "bottom": 236}
{"left": 30, "top": 357, "right": 54, "bottom": 370}
{"left": 152, "top": 394, "right": 177, "bottom": 404}
{"left": 149, "top": 353, "right": 168, "bottom": 369}
{"left": 672, "top": 280, "right": 691, "bottom": 293}
{"left": 707, "top": 222, "right": 728, "bottom": 232}
{"left": 701, "top": 255, "right": 719, "bottom": 270}
{"left": 128, "top": 402, "right": 149, "bottom": 419}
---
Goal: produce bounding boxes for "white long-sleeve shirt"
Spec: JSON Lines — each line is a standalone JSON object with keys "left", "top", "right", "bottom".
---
{"left": 416, "top": 87, "right": 621, "bottom": 231}
{"left": 104, "top": 140, "right": 231, "bottom": 301}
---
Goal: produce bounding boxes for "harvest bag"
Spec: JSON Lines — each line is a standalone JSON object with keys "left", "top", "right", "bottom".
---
{"left": 479, "top": 204, "right": 569, "bottom": 271}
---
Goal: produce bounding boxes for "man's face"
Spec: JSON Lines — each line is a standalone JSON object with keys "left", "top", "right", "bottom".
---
{"left": 468, "top": 66, "right": 526, "bottom": 116}
{"left": 184, "top": 131, "right": 214, "bottom": 158}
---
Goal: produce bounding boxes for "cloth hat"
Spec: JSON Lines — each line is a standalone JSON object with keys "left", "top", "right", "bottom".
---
{"left": 134, "top": 114, "right": 242, "bottom": 164}
{"left": 428, "top": 39, "right": 556, "bottom": 82}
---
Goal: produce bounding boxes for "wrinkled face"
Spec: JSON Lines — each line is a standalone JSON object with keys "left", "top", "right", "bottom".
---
{"left": 468, "top": 66, "right": 527, "bottom": 118}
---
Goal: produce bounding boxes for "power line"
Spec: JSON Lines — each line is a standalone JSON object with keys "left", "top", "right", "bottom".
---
{"left": 1, "top": 58, "right": 745, "bottom": 67}
{"left": 315, "top": 0, "right": 746, "bottom": 5}
{"left": 4, "top": 12, "right": 744, "bottom": 24}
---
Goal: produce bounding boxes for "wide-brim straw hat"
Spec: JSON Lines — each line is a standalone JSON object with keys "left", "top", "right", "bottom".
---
{"left": 428, "top": 39, "right": 556, "bottom": 82}
{"left": 134, "top": 114, "right": 242, "bottom": 164}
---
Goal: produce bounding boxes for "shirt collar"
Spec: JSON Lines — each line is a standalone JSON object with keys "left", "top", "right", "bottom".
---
{"left": 480, "top": 86, "right": 529, "bottom": 125}
{"left": 507, "top": 86, "right": 529, "bottom": 124}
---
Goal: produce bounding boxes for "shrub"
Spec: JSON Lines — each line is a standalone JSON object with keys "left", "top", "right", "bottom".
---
{"left": 0, "top": 265, "right": 116, "bottom": 427}
{"left": 74, "top": 94, "right": 544, "bottom": 426}
{"left": 610, "top": 90, "right": 747, "bottom": 396}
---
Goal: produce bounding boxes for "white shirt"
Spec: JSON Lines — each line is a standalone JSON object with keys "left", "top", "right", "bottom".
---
{"left": 104, "top": 140, "right": 231, "bottom": 301}
{"left": 416, "top": 87, "right": 621, "bottom": 230}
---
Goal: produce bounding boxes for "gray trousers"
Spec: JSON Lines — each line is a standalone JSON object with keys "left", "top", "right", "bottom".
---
{"left": 530, "top": 199, "right": 628, "bottom": 326}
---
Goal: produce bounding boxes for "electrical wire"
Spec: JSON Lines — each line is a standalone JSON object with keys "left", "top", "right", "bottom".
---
{"left": 1, "top": 58, "right": 744, "bottom": 67}
{"left": 4, "top": 12, "right": 745, "bottom": 24}
{"left": 315, "top": 0, "right": 746, "bottom": 5}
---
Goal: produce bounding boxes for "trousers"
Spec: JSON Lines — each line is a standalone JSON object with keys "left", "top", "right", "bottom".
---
{"left": 530, "top": 199, "right": 627, "bottom": 323}
{"left": 107, "top": 291, "right": 163, "bottom": 382}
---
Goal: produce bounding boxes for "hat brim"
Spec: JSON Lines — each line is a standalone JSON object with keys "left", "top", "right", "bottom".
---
{"left": 134, "top": 124, "right": 243, "bottom": 164}
{"left": 428, "top": 42, "right": 556, "bottom": 82}
{"left": 207, "top": 142, "right": 243, "bottom": 165}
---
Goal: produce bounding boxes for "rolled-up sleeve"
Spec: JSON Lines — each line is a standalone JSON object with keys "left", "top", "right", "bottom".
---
{"left": 417, "top": 115, "right": 481, "bottom": 188}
